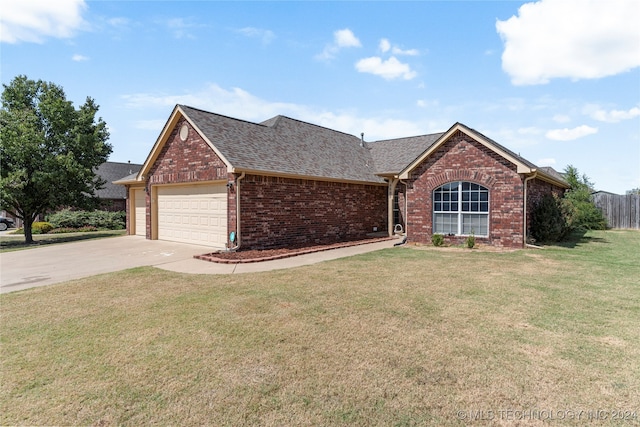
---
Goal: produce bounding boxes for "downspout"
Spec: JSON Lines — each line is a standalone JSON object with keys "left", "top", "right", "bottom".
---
{"left": 523, "top": 171, "right": 540, "bottom": 248}
{"left": 388, "top": 178, "right": 399, "bottom": 237}
{"left": 400, "top": 179, "right": 408, "bottom": 236}
{"left": 229, "top": 172, "right": 245, "bottom": 251}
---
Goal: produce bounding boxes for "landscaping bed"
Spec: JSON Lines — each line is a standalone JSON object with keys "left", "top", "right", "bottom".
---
{"left": 196, "top": 236, "right": 395, "bottom": 263}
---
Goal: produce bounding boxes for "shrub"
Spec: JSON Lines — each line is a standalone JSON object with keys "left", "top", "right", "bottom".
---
{"left": 431, "top": 233, "right": 444, "bottom": 247}
{"left": 49, "top": 226, "right": 99, "bottom": 234}
{"left": 561, "top": 166, "right": 607, "bottom": 232}
{"left": 530, "top": 193, "right": 569, "bottom": 243}
{"left": 47, "top": 209, "right": 125, "bottom": 230}
{"left": 465, "top": 232, "right": 476, "bottom": 249}
{"left": 32, "top": 222, "right": 53, "bottom": 234}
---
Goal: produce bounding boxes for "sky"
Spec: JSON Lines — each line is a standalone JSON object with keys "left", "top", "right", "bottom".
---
{"left": 1, "top": 0, "right": 639, "bottom": 193}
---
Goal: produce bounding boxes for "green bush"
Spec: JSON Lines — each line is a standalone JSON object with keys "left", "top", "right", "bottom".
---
{"left": 46, "top": 209, "right": 125, "bottom": 230}
{"left": 49, "top": 226, "right": 99, "bottom": 234}
{"left": 465, "top": 232, "right": 476, "bottom": 249}
{"left": 530, "top": 193, "right": 569, "bottom": 243}
{"left": 32, "top": 222, "right": 54, "bottom": 234}
{"left": 431, "top": 234, "right": 444, "bottom": 247}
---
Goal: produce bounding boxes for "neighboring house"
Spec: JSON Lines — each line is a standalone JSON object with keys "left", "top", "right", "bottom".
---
{"left": 115, "top": 105, "right": 568, "bottom": 250}
{"left": 94, "top": 161, "right": 143, "bottom": 211}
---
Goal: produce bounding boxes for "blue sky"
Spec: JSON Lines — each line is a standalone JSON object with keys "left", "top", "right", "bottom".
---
{"left": 2, "top": 0, "right": 639, "bottom": 193}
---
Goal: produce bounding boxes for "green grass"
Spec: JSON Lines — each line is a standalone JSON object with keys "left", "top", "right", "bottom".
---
{"left": 1, "top": 230, "right": 639, "bottom": 426}
{"left": 0, "top": 229, "right": 126, "bottom": 252}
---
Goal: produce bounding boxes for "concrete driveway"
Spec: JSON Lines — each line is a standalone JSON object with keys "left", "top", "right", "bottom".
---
{"left": 0, "top": 236, "right": 217, "bottom": 294}
{"left": 0, "top": 235, "right": 399, "bottom": 294}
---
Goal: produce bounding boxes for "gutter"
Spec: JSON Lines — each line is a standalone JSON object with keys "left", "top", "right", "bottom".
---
{"left": 523, "top": 171, "right": 537, "bottom": 248}
{"left": 400, "top": 179, "right": 408, "bottom": 236}
{"left": 388, "top": 178, "right": 399, "bottom": 237}
{"left": 229, "top": 172, "right": 245, "bottom": 251}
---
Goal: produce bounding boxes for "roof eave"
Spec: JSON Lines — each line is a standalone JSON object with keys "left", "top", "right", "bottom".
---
{"left": 530, "top": 169, "right": 571, "bottom": 189}
{"left": 232, "top": 167, "right": 387, "bottom": 186}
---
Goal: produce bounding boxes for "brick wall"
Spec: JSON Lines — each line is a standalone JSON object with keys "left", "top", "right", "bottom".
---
{"left": 405, "top": 131, "right": 525, "bottom": 248}
{"left": 239, "top": 174, "right": 388, "bottom": 250}
{"left": 146, "top": 118, "right": 229, "bottom": 239}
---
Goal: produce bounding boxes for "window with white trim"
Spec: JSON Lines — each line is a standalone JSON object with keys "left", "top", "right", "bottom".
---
{"left": 433, "top": 182, "right": 489, "bottom": 236}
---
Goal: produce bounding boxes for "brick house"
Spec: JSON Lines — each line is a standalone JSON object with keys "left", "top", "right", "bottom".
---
{"left": 115, "top": 104, "right": 568, "bottom": 250}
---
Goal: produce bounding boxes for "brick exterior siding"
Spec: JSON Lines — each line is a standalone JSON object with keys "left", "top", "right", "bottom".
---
{"left": 145, "top": 118, "right": 229, "bottom": 239}
{"left": 404, "top": 131, "right": 526, "bottom": 248}
{"left": 239, "top": 174, "right": 388, "bottom": 250}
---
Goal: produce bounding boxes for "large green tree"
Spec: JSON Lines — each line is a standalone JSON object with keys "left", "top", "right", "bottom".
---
{"left": 0, "top": 75, "right": 112, "bottom": 243}
{"left": 561, "top": 165, "right": 607, "bottom": 231}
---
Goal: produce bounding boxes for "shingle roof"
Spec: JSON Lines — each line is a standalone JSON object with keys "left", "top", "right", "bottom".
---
{"left": 181, "top": 105, "right": 384, "bottom": 183}
{"left": 177, "top": 105, "right": 567, "bottom": 187}
{"left": 369, "top": 133, "right": 444, "bottom": 175}
{"left": 95, "top": 161, "right": 142, "bottom": 199}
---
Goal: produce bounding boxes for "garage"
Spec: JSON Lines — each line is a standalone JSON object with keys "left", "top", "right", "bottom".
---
{"left": 156, "top": 183, "right": 227, "bottom": 248}
{"left": 133, "top": 188, "right": 146, "bottom": 236}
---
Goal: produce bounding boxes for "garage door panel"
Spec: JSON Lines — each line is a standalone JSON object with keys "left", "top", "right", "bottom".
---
{"left": 134, "top": 189, "right": 146, "bottom": 236}
{"left": 157, "top": 184, "right": 227, "bottom": 248}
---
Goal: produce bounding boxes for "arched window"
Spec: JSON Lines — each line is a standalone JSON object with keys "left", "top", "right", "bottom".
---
{"left": 433, "top": 182, "right": 489, "bottom": 236}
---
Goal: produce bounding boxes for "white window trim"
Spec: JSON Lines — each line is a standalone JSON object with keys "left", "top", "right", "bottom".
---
{"left": 433, "top": 181, "right": 489, "bottom": 237}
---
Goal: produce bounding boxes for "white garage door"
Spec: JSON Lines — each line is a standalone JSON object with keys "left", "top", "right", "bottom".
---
{"left": 157, "top": 183, "right": 227, "bottom": 248}
{"left": 134, "top": 189, "right": 146, "bottom": 236}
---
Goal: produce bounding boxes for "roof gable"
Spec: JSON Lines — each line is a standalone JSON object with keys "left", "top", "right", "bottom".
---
{"left": 397, "top": 123, "right": 568, "bottom": 187}
{"left": 399, "top": 123, "right": 535, "bottom": 178}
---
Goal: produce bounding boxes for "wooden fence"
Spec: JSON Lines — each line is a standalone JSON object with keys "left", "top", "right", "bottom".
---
{"left": 592, "top": 192, "right": 640, "bottom": 229}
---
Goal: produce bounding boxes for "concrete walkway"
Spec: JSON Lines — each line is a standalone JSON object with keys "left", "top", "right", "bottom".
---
{"left": 0, "top": 235, "right": 399, "bottom": 294}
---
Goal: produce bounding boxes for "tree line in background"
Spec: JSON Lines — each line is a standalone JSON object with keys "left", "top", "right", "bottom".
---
{"left": 530, "top": 165, "right": 608, "bottom": 243}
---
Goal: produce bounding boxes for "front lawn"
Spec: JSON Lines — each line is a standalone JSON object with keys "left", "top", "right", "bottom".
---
{"left": 0, "top": 229, "right": 126, "bottom": 252}
{"left": 1, "top": 230, "right": 638, "bottom": 425}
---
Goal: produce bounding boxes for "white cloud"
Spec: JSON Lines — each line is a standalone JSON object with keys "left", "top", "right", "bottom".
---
{"left": 590, "top": 106, "right": 640, "bottom": 123}
{"left": 355, "top": 56, "right": 417, "bottom": 80}
{"left": 537, "top": 158, "right": 557, "bottom": 166}
{"left": 316, "top": 28, "right": 361, "bottom": 61}
{"left": 72, "top": 54, "right": 89, "bottom": 61}
{"left": 164, "top": 17, "right": 199, "bottom": 40}
{"left": 496, "top": 0, "right": 640, "bottom": 85}
{"left": 122, "top": 83, "right": 430, "bottom": 141}
{"left": 334, "top": 28, "right": 361, "bottom": 48}
{"left": 237, "top": 27, "right": 275, "bottom": 45}
{"left": 392, "top": 46, "right": 419, "bottom": 56}
{"left": 379, "top": 38, "right": 419, "bottom": 56}
{"left": 546, "top": 125, "right": 598, "bottom": 141}
{"left": 552, "top": 114, "right": 571, "bottom": 123}
{"left": 1, "top": 0, "right": 87, "bottom": 43}
{"left": 379, "top": 38, "right": 391, "bottom": 53}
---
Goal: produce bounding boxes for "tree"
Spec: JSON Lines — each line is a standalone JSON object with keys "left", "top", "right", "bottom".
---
{"left": 627, "top": 188, "right": 640, "bottom": 195}
{"left": 0, "top": 75, "right": 112, "bottom": 243}
{"left": 561, "top": 165, "right": 607, "bottom": 231}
